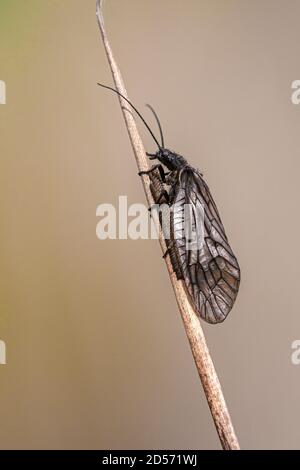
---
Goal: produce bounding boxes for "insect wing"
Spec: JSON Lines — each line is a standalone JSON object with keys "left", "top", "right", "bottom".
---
{"left": 172, "top": 169, "right": 240, "bottom": 323}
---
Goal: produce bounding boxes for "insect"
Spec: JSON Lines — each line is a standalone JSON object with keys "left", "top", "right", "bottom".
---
{"left": 98, "top": 83, "right": 240, "bottom": 323}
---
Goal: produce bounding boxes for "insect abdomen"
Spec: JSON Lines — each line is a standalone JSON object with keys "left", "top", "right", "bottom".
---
{"left": 168, "top": 243, "right": 184, "bottom": 280}
{"left": 147, "top": 166, "right": 184, "bottom": 280}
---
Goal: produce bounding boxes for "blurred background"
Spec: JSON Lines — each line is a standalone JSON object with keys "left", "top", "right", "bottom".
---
{"left": 0, "top": 0, "right": 300, "bottom": 450}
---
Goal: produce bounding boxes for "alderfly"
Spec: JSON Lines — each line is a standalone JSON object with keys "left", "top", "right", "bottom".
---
{"left": 98, "top": 84, "right": 240, "bottom": 323}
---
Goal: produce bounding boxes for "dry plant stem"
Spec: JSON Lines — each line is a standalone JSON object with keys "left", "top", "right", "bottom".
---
{"left": 96, "top": 0, "right": 240, "bottom": 450}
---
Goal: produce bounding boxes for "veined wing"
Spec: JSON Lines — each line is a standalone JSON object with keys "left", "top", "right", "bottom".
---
{"left": 171, "top": 168, "right": 240, "bottom": 323}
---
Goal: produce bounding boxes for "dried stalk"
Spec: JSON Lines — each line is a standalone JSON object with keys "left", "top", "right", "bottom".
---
{"left": 96, "top": 0, "right": 240, "bottom": 450}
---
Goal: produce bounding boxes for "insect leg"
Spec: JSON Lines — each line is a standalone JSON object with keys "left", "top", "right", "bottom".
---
{"left": 156, "top": 190, "right": 169, "bottom": 204}
{"left": 140, "top": 164, "right": 170, "bottom": 206}
{"left": 138, "top": 164, "right": 166, "bottom": 183}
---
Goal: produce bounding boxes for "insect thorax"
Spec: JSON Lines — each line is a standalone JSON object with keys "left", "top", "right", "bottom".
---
{"left": 156, "top": 149, "right": 187, "bottom": 171}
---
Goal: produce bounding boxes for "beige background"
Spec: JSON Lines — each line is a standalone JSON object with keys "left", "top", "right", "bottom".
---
{"left": 0, "top": 0, "right": 300, "bottom": 449}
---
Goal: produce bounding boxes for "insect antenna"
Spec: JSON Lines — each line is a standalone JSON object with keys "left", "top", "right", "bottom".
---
{"left": 146, "top": 104, "right": 165, "bottom": 148}
{"left": 97, "top": 83, "right": 161, "bottom": 149}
